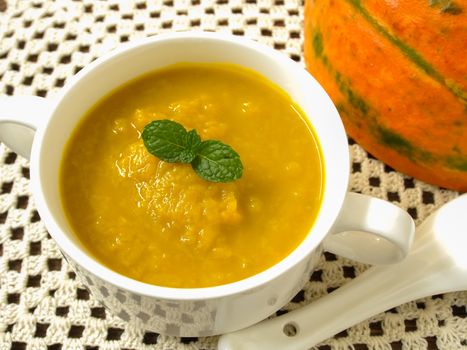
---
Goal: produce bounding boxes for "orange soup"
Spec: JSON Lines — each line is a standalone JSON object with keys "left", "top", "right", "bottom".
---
{"left": 60, "top": 63, "right": 324, "bottom": 288}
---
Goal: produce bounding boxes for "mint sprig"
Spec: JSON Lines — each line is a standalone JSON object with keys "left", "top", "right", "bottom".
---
{"left": 142, "top": 120, "right": 243, "bottom": 183}
{"left": 141, "top": 119, "right": 200, "bottom": 163}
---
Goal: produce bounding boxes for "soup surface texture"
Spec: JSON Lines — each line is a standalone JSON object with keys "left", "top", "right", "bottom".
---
{"left": 60, "top": 63, "right": 324, "bottom": 288}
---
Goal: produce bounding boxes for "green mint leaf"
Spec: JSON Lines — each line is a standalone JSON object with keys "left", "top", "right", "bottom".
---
{"left": 142, "top": 120, "right": 196, "bottom": 163}
{"left": 180, "top": 129, "right": 201, "bottom": 162}
{"left": 142, "top": 119, "right": 243, "bottom": 182}
{"left": 192, "top": 140, "right": 243, "bottom": 183}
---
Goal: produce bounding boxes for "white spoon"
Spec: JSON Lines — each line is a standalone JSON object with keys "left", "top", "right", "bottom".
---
{"left": 218, "top": 194, "right": 467, "bottom": 350}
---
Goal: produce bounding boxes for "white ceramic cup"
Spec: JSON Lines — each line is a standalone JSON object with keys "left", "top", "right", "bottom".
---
{"left": 0, "top": 32, "right": 415, "bottom": 337}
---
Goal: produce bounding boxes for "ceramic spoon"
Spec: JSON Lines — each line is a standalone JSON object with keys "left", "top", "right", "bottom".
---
{"left": 218, "top": 194, "right": 467, "bottom": 350}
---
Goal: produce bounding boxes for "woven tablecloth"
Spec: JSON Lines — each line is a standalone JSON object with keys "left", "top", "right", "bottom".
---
{"left": 0, "top": 1, "right": 466, "bottom": 349}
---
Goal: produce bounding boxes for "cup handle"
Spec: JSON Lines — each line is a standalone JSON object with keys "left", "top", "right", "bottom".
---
{"left": 0, "top": 95, "right": 51, "bottom": 160}
{"left": 323, "top": 192, "right": 415, "bottom": 264}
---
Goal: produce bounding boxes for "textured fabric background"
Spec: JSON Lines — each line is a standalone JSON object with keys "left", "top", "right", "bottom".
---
{"left": 0, "top": 1, "right": 466, "bottom": 349}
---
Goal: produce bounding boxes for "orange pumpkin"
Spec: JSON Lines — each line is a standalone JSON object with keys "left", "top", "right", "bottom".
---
{"left": 304, "top": 0, "right": 467, "bottom": 191}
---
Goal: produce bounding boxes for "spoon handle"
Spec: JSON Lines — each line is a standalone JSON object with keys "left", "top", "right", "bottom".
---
{"left": 218, "top": 214, "right": 467, "bottom": 350}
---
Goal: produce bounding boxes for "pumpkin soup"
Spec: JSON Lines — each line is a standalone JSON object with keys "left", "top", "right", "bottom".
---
{"left": 60, "top": 63, "right": 324, "bottom": 288}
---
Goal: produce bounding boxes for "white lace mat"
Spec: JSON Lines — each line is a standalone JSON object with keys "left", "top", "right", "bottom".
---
{"left": 0, "top": 1, "right": 466, "bottom": 349}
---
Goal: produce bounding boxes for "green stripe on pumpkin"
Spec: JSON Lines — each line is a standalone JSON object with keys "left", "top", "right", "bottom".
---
{"left": 376, "top": 126, "right": 434, "bottom": 163}
{"left": 430, "top": 0, "right": 463, "bottom": 15}
{"left": 446, "top": 156, "right": 467, "bottom": 171}
{"left": 345, "top": 0, "right": 467, "bottom": 107}
{"left": 310, "top": 28, "right": 467, "bottom": 172}
{"left": 312, "top": 31, "right": 370, "bottom": 117}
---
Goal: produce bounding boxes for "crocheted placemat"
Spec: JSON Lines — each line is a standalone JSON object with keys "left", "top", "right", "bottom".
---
{"left": 0, "top": 1, "right": 466, "bottom": 349}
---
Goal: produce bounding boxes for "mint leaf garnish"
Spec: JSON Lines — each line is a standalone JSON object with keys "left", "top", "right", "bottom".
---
{"left": 141, "top": 119, "right": 243, "bottom": 183}
{"left": 179, "top": 129, "right": 201, "bottom": 163}
{"left": 192, "top": 140, "right": 243, "bottom": 183}
{"left": 142, "top": 120, "right": 197, "bottom": 163}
